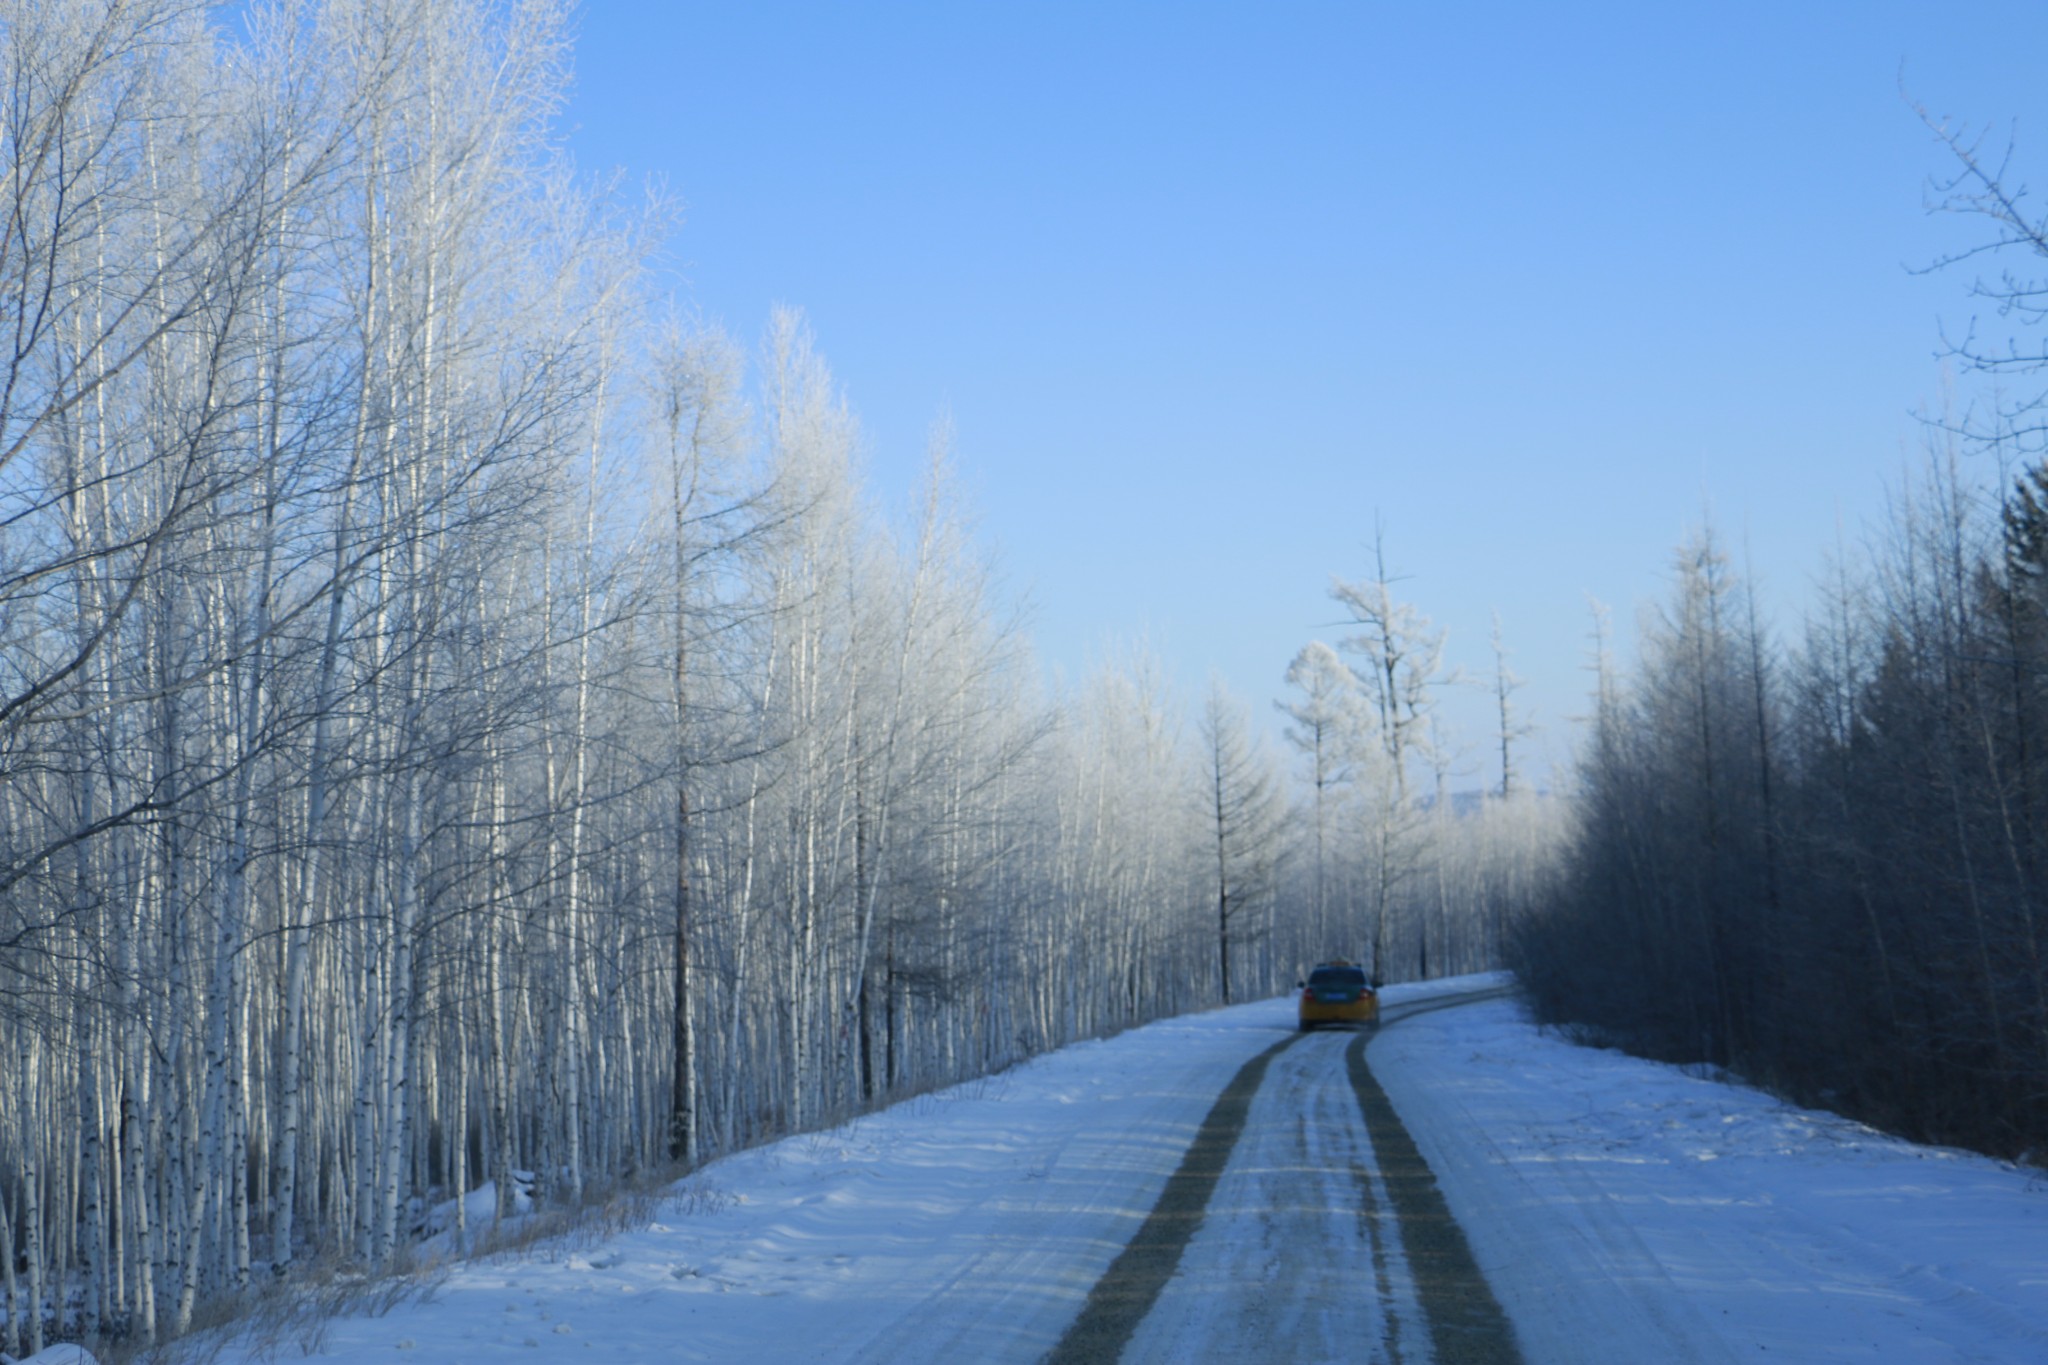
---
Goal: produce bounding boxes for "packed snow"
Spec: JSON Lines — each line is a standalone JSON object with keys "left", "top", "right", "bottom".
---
{"left": 1117, "top": 1030, "right": 1429, "bottom": 1362}
{"left": 183, "top": 974, "right": 2048, "bottom": 1364}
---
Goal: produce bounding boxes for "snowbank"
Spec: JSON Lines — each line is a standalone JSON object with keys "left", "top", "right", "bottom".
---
{"left": 3, "top": 1346, "right": 102, "bottom": 1365}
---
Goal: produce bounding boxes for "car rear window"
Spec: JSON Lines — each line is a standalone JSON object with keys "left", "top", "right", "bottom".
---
{"left": 1308, "top": 966, "right": 1367, "bottom": 988}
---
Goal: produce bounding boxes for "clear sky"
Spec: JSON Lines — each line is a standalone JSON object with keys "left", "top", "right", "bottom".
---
{"left": 559, "top": 0, "right": 2044, "bottom": 787}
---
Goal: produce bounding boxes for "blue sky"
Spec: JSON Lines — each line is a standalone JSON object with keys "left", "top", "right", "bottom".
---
{"left": 561, "top": 1, "right": 2044, "bottom": 786}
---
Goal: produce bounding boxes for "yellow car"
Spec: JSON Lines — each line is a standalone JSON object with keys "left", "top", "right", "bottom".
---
{"left": 1297, "top": 961, "right": 1379, "bottom": 1031}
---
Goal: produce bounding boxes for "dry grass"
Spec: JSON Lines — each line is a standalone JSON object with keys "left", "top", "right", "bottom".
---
{"left": 57, "top": 1086, "right": 986, "bottom": 1363}
{"left": 461, "top": 1162, "right": 695, "bottom": 1263}
{"left": 77, "top": 1244, "right": 448, "bottom": 1365}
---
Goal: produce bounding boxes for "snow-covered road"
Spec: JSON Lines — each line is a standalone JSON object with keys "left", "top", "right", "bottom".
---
{"left": 200, "top": 975, "right": 2048, "bottom": 1364}
{"left": 1117, "top": 1028, "right": 1428, "bottom": 1363}
{"left": 1373, "top": 987, "right": 2048, "bottom": 1363}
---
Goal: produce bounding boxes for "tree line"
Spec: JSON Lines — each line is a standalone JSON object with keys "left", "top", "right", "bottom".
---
{"left": 1255, "top": 548, "right": 1561, "bottom": 999}
{"left": 0, "top": 2, "right": 1555, "bottom": 1355}
{"left": 1513, "top": 114, "right": 2048, "bottom": 1161}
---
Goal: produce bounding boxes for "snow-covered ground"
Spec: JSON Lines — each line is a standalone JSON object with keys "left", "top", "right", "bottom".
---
{"left": 211, "top": 1000, "right": 1297, "bottom": 1364}
{"left": 1375, "top": 983, "right": 2048, "bottom": 1363}
{"left": 191, "top": 974, "right": 2048, "bottom": 1364}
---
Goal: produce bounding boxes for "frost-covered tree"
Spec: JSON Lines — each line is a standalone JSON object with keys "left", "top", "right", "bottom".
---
{"left": 1200, "top": 680, "right": 1285, "bottom": 1003}
{"left": 1278, "top": 641, "right": 1366, "bottom": 959}
{"left": 1489, "top": 612, "right": 1534, "bottom": 800}
{"left": 1329, "top": 535, "right": 1451, "bottom": 803}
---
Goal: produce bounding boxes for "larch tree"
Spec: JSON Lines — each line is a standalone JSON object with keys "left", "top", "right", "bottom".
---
{"left": 1199, "top": 679, "right": 1285, "bottom": 1004}
{"left": 1489, "top": 611, "right": 1534, "bottom": 801}
{"left": 1327, "top": 539, "right": 1451, "bottom": 983}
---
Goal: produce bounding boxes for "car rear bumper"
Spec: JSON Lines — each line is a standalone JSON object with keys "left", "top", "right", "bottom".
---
{"left": 1298, "top": 997, "right": 1379, "bottom": 1026}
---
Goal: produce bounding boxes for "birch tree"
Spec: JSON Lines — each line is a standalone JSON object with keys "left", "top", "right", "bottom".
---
{"left": 1279, "top": 640, "right": 1366, "bottom": 962}
{"left": 0, "top": 8, "right": 1373, "bottom": 1356}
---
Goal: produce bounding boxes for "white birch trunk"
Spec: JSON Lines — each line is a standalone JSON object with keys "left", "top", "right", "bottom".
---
{"left": 0, "top": 1170, "right": 18, "bottom": 1360}
{"left": 24, "top": 1034, "right": 45, "bottom": 1355}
